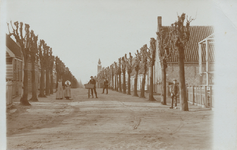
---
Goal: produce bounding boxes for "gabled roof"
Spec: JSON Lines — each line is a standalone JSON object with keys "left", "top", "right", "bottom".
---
{"left": 6, "top": 47, "right": 15, "bottom": 57}
{"left": 6, "top": 34, "right": 23, "bottom": 60}
{"left": 164, "top": 26, "right": 214, "bottom": 63}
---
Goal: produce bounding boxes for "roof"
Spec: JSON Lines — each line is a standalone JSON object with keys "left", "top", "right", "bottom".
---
{"left": 6, "top": 47, "right": 15, "bottom": 58}
{"left": 6, "top": 34, "right": 23, "bottom": 60}
{"left": 164, "top": 26, "right": 214, "bottom": 63}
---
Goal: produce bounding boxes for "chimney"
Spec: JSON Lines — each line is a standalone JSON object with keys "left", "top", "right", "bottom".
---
{"left": 157, "top": 16, "right": 162, "bottom": 32}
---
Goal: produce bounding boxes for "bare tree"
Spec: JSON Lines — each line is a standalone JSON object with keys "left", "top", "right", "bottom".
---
{"left": 146, "top": 38, "right": 157, "bottom": 101}
{"left": 110, "top": 64, "right": 114, "bottom": 90}
{"left": 122, "top": 56, "right": 126, "bottom": 94}
{"left": 167, "top": 13, "right": 194, "bottom": 111}
{"left": 118, "top": 58, "right": 122, "bottom": 93}
{"left": 49, "top": 49, "right": 54, "bottom": 94}
{"left": 29, "top": 30, "right": 39, "bottom": 102}
{"left": 56, "top": 56, "right": 64, "bottom": 83}
{"left": 45, "top": 46, "right": 50, "bottom": 96}
{"left": 38, "top": 40, "right": 47, "bottom": 97}
{"left": 133, "top": 50, "right": 141, "bottom": 97}
{"left": 105, "top": 66, "right": 110, "bottom": 81}
{"left": 114, "top": 62, "right": 118, "bottom": 91}
{"left": 140, "top": 45, "right": 148, "bottom": 98}
{"left": 126, "top": 52, "right": 133, "bottom": 95}
{"left": 156, "top": 19, "right": 171, "bottom": 105}
{"left": 8, "top": 21, "right": 31, "bottom": 105}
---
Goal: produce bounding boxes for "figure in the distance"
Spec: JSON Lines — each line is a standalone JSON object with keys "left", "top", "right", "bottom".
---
{"left": 89, "top": 76, "right": 98, "bottom": 98}
{"left": 56, "top": 79, "right": 64, "bottom": 99}
{"left": 170, "top": 79, "right": 179, "bottom": 109}
{"left": 102, "top": 79, "right": 109, "bottom": 94}
{"left": 64, "top": 80, "right": 71, "bottom": 100}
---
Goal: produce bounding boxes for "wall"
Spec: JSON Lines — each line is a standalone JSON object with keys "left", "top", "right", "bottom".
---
{"left": 154, "top": 63, "right": 202, "bottom": 94}
{"left": 166, "top": 63, "right": 200, "bottom": 86}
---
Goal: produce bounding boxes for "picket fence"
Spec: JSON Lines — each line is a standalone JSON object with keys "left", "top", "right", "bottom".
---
{"left": 186, "top": 85, "right": 214, "bottom": 109}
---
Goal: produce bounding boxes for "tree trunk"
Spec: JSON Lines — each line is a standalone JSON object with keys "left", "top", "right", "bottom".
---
{"left": 46, "top": 68, "right": 50, "bottom": 95}
{"left": 178, "top": 48, "right": 189, "bottom": 111}
{"left": 39, "top": 66, "right": 46, "bottom": 97}
{"left": 50, "top": 70, "right": 54, "bottom": 94}
{"left": 115, "top": 75, "right": 117, "bottom": 91}
{"left": 127, "top": 73, "right": 131, "bottom": 95}
{"left": 140, "top": 71, "right": 146, "bottom": 98}
{"left": 112, "top": 73, "right": 114, "bottom": 90}
{"left": 29, "top": 60, "right": 38, "bottom": 102}
{"left": 161, "top": 61, "right": 167, "bottom": 105}
{"left": 57, "top": 70, "right": 59, "bottom": 83}
{"left": 148, "top": 66, "right": 155, "bottom": 101}
{"left": 123, "top": 70, "right": 126, "bottom": 94}
{"left": 20, "top": 58, "right": 31, "bottom": 105}
{"left": 133, "top": 71, "right": 138, "bottom": 96}
{"left": 119, "top": 73, "right": 122, "bottom": 92}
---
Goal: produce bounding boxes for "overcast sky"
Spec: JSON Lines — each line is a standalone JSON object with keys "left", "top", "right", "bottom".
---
{"left": 5, "top": 0, "right": 214, "bottom": 83}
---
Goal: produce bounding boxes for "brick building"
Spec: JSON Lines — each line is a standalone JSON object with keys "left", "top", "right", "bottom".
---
{"left": 153, "top": 20, "right": 214, "bottom": 94}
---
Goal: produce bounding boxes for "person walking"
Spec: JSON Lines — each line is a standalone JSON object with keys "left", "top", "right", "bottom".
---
{"left": 170, "top": 79, "right": 179, "bottom": 109}
{"left": 102, "top": 79, "right": 109, "bottom": 94}
{"left": 89, "top": 76, "right": 98, "bottom": 98}
{"left": 64, "top": 80, "right": 71, "bottom": 100}
{"left": 56, "top": 79, "right": 64, "bottom": 99}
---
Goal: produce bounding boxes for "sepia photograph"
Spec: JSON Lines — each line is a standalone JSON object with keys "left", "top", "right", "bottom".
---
{"left": 2, "top": 0, "right": 237, "bottom": 149}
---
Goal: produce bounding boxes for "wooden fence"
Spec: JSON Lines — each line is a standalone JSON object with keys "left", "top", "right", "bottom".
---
{"left": 186, "top": 85, "right": 213, "bottom": 108}
{"left": 6, "top": 81, "right": 13, "bottom": 108}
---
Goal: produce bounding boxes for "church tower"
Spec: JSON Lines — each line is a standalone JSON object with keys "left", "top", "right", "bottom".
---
{"left": 97, "top": 59, "right": 102, "bottom": 75}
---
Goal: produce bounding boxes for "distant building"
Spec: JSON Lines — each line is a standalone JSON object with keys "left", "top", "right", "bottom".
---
{"left": 97, "top": 58, "right": 102, "bottom": 74}
{"left": 6, "top": 34, "right": 23, "bottom": 97}
{"left": 6, "top": 34, "right": 41, "bottom": 97}
{"left": 97, "top": 58, "right": 103, "bottom": 88}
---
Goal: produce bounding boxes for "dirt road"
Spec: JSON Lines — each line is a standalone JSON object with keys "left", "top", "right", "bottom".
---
{"left": 7, "top": 88, "right": 213, "bottom": 150}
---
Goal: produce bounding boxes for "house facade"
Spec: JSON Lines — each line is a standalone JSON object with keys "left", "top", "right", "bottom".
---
{"left": 153, "top": 19, "right": 214, "bottom": 94}
{"left": 6, "top": 35, "right": 43, "bottom": 98}
{"left": 6, "top": 34, "right": 23, "bottom": 97}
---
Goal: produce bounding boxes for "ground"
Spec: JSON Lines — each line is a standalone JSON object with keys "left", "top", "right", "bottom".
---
{"left": 7, "top": 88, "right": 213, "bottom": 150}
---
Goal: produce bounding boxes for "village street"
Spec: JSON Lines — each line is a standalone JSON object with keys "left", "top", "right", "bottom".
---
{"left": 7, "top": 88, "right": 213, "bottom": 150}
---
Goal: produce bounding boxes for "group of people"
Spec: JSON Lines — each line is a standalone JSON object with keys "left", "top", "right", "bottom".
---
{"left": 88, "top": 76, "right": 109, "bottom": 98}
{"left": 87, "top": 76, "right": 178, "bottom": 109}
{"left": 56, "top": 79, "right": 72, "bottom": 100}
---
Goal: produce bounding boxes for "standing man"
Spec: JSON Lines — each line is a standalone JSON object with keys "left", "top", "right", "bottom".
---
{"left": 102, "top": 79, "right": 109, "bottom": 94}
{"left": 170, "top": 79, "right": 179, "bottom": 109}
{"left": 89, "top": 76, "right": 98, "bottom": 98}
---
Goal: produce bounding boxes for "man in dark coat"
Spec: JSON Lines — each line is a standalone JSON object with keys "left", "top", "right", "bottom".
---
{"left": 89, "top": 76, "right": 98, "bottom": 98}
{"left": 170, "top": 79, "right": 179, "bottom": 109}
{"left": 102, "top": 79, "right": 109, "bottom": 94}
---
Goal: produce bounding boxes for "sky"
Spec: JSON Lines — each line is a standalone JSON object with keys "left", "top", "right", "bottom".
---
{"left": 4, "top": 0, "right": 215, "bottom": 84}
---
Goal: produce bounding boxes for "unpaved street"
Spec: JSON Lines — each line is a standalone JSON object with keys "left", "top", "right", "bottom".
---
{"left": 7, "top": 88, "right": 213, "bottom": 150}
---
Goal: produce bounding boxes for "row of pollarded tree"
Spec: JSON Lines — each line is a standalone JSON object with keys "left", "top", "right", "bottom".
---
{"left": 7, "top": 21, "right": 78, "bottom": 106}
{"left": 97, "top": 39, "right": 156, "bottom": 100}
{"left": 97, "top": 13, "right": 194, "bottom": 111}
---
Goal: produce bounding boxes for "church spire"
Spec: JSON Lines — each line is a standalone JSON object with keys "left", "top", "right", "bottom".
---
{"left": 98, "top": 58, "right": 101, "bottom": 65}
{"left": 97, "top": 58, "right": 102, "bottom": 75}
